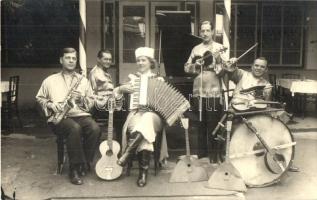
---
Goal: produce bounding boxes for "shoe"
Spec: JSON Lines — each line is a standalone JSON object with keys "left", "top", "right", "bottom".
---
{"left": 117, "top": 131, "right": 143, "bottom": 166}
{"left": 288, "top": 165, "right": 300, "bottom": 172}
{"left": 69, "top": 167, "right": 83, "bottom": 185}
{"left": 137, "top": 150, "right": 151, "bottom": 187}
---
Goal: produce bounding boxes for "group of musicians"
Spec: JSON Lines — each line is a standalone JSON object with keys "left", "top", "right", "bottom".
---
{"left": 36, "top": 20, "right": 298, "bottom": 186}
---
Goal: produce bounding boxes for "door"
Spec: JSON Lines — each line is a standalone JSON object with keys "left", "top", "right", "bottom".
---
{"left": 150, "top": 2, "right": 180, "bottom": 76}
{"left": 119, "top": 2, "right": 149, "bottom": 83}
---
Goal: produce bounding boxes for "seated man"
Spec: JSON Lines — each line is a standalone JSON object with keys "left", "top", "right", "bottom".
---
{"left": 36, "top": 47, "right": 101, "bottom": 185}
{"left": 224, "top": 57, "right": 299, "bottom": 172}
{"left": 228, "top": 57, "right": 272, "bottom": 105}
{"left": 89, "top": 49, "right": 122, "bottom": 112}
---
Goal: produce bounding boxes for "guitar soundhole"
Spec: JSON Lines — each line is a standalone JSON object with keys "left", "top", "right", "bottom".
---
{"left": 187, "top": 164, "right": 191, "bottom": 167}
{"left": 253, "top": 142, "right": 265, "bottom": 157}
{"left": 225, "top": 172, "right": 229, "bottom": 176}
{"left": 106, "top": 150, "right": 113, "bottom": 156}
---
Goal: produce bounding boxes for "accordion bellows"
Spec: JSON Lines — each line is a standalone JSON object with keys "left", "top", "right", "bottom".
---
{"left": 129, "top": 75, "right": 190, "bottom": 126}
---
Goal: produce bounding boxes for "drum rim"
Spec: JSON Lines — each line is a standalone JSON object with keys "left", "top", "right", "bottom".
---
{"left": 230, "top": 114, "right": 295, "bottom": 188}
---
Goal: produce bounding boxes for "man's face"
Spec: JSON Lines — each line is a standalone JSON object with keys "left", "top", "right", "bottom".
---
{"left": 60, "top": 52, "right": 77, "bottom": 71}
{"left": 98, "top": 52, "right": 112, "bottom": 69}
{"left": 251, "top": 59, "right": 268, "bottom": 78}
{"left": 200, "top": 24, "right": 214, "bottom": 43}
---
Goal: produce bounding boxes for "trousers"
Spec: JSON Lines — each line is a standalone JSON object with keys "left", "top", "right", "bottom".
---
{"left": 50, "top": 116, "right": 101, "bottom": 165}
{"left": 191, "top": 97, "right": 222, "bottom": 161}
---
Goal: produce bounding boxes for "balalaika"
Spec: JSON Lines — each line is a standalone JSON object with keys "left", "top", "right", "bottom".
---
{"left": 48, "top": 74, "right": 84, "bottom": 125}
{"left": 128, "top": 74, "right": 190, "bottom": 126}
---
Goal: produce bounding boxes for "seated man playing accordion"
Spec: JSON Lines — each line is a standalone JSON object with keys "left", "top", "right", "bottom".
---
{"left": 115, "top": 47, "right": 168, "bottom": 187}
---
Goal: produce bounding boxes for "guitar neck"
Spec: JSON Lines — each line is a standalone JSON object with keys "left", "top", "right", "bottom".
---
{"left": 107, "top": 111, "right": 114, "bottom": 147}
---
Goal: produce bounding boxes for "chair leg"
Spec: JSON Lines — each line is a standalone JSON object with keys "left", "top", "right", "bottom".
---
{"left": 126, "top": 157, "right": 133, "bottom": 176}
{"left": 15, "top": 104, "right": 23, "bottom": 128}
{"left": 57, "top": 138, "right": 65, "bottom": 174}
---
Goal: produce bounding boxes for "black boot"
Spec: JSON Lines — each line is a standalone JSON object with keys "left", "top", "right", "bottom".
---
{"left": 117, "top": 131, "right": 144, "bottom": 166}
{"left": 69, "top": 164, "right": 83, "bottom": 185}
{"left": 78, "top": 163, "right": 88, "bottom": 176}
{"left": 137, "top": 150, "right": 151, "bottom": 187}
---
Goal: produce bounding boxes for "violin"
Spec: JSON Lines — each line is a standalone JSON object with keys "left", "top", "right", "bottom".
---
{"left": 191, "top": 47, "right": 228, "bottom": 71}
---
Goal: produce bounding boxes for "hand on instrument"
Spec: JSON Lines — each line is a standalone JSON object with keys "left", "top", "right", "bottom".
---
{"left": 224, "top": 57, "right": 238, "bottom": 72}
{"left": 47, "top": 102, "right": 63, "bottom": 113}
{"left": 119, "top": 84, "right": 134, "bottom": 94}
{"left": 71, "top": 91, "right": 85, "bottom": 105}
{"left": 195, "top": 58, "right": 204, "bottom": 67}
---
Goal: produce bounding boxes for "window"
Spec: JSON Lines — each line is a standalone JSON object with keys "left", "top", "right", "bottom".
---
{"left": 103, "top": 2, "right": 116, "bottom": 64}
{"left": 260, "top": 5, "right": 304, "bottom": 67}
{"left": 120, "top": 4, "right": 148, "bottom": 63}
{"left": 216, "top": 3, "right": 258, "bottom": 65}
{"left": 185, "top": 2, "right": 198, "bottom": 36}
{"left": 215, "top": 2, "right": 305, "bottom": 67}
{"left": 1, "top": 0, "right": 79, "bottom": 67}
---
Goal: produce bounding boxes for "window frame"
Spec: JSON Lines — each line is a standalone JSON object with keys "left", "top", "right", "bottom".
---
{"left": 215, "top": 1, "right": 305, "bottom": 68}
{"left": 260, "top": 3, "right": 305, "bottom": 67}
{"left": 102, "top": 1, "right": 116, "bottom": 66}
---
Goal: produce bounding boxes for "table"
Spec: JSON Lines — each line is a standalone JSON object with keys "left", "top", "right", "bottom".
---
{"left": 1, "top": 81, "right": 10, "bottom": 93}
{"left": 277, "top": 78, "right": 317, "bottom": 117}
{"left": 277, "top": 78, "right": 317, "bottom": 96}
{"left": 1, "top": 81, "right": 10, "bottom": 107}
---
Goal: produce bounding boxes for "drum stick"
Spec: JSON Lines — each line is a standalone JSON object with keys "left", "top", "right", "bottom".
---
{"left": 230, "top": 142, "right": 296, "bottom": 159}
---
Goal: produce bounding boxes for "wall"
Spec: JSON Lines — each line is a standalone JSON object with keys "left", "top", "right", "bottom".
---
{"left": 0, "top": 0, "right": 107, "bottom": 112}
{"left": 1, "top": 0, "right": 317, "bottom": 113}
{"left": 1, "top": 67, "right": 60, "bottom": 110}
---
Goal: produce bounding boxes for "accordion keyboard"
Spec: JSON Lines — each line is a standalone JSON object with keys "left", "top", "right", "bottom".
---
{"left": 128, "top": 74, "right": 190, "bottom": 126}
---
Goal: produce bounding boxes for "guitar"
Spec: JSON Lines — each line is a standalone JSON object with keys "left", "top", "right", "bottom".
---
{"left": 242, "top": 117, "right": 286, "bottom": 174}
{"left": 95, "top": 96, "right": 123, "bottom": 180}
{"left": 169, "top": 118, "right": 208, "bottom": 182}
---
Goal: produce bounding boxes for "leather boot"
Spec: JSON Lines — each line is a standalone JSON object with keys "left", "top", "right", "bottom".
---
{"left": 69, "top": 164, "right": 83, "bottom": 185}
{"left": 137, "top": 150, "right": 151, "bottom": 187}
{"left": 117, "top": 131, "right": 144, "bottom": 166}
{"left": 78, "top": 163, "right": 88, "bottom": 176}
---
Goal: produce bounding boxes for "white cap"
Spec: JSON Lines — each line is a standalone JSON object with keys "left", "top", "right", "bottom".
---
{"left": 135, "top": 47, "right": 154, "bottom": 59}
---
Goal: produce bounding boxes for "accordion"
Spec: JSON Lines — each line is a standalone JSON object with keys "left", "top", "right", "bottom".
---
{"left": 129, "top": 74, "right": 190, "bottom": 126}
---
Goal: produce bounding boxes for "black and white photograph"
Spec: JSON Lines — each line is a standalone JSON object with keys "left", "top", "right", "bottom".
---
{"left": 1, "top": 0, "right": 317, "bottom": 199}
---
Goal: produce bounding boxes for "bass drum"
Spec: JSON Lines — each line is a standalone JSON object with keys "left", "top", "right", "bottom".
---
{"left": 229, "top": 114, "right": 295, "bottom": 187}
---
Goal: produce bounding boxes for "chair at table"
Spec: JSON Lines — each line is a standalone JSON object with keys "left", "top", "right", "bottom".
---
{"left": 268, "top": 74, "right": 279, "bottom": 101}
{"left": 1, "top": 76, "right": 23, "bottom": 132}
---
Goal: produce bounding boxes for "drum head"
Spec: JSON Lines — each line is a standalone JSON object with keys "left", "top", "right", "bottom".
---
{"left": 230, "top": 115, "right": 294, "bottom": 187}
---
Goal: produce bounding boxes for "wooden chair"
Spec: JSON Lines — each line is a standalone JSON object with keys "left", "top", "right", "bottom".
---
{"left": 56, "top": 134, "right": 67, "bottom": 174}
{"left": 1, "top": 76, "right": 23, "bottom": 132}
{"left": 268, "top": 74, "right": 278, "bottom": 101}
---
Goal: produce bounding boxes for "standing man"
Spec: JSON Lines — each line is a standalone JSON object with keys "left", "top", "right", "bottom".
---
{"left": 184, "top": 21, "right": 227, "bottom": 163}
{"left": 36, "top": 47, "right": 101, "bottom": 185}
